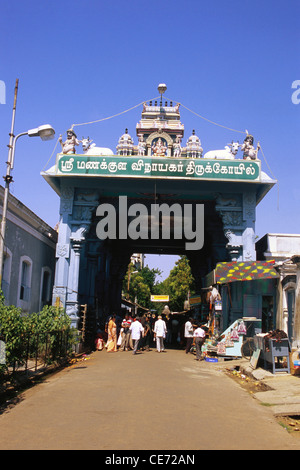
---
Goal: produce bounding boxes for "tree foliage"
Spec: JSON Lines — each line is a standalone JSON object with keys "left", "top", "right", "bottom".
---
{"left": 162, "top": 256, "right": 195, "bottom": 311}
{"left": 0, "top": 292, "right": 73, "bottom": 370}
{"left": 123, "top": 256, "right": 195, "bottom": 313}
{"left": 123, "top": 264, "right": 161, "bottom": 309}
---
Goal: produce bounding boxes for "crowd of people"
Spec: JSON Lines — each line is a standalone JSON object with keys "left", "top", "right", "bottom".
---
{"left": 94, "top": 310, "right": 207, "bottom": 360}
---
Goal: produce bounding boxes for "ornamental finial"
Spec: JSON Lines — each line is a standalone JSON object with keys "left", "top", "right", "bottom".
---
{"left": 157, "top": 83, "right": 167, "bottom": 99}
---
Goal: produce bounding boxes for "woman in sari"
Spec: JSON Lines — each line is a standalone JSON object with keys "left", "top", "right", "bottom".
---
{"left": 106, "top": 315, "right": 118, "bottom": 352}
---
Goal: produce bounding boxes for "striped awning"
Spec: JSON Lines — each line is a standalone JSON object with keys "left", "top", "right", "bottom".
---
{"left": 205, "top": 260, "right": 279, "bottom": 286}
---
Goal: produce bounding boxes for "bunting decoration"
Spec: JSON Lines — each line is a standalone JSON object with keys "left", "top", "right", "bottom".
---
{"left": 214, "top": 260, "right": 279, "bottom": 284}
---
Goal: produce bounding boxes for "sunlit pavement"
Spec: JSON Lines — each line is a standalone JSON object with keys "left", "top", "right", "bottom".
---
{"left": 0, "top": 347, "right": 298, "bottom": 450}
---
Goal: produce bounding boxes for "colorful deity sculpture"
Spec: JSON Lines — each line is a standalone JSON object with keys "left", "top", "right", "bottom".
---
{"left": 152, "top": 137, "right": 167, "bottom": 157}
{"left": 59, "top": 129, "right": 80, "bottom": 155}
{"left": 241, "top": 134, "right": 260, "bottom": 160}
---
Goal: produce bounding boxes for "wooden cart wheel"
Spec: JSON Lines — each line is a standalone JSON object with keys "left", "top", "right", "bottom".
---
{"left": 241, "top": 337, "right": 256, "bottom": 360}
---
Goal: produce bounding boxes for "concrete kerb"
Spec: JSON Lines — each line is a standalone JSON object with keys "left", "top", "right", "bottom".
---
{"left": 218, "top": 357, "right": 300, "bottom": 417}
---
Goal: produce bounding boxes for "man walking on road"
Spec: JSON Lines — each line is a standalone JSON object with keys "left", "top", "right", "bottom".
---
{"left": 184, "top": 317, "right": 195, "bottom": 354}
{"left": 193, "top": 323, "right": 206, "bottom": 361}
{"left": 129, "top": 317, "right": 144, "bottom": 355}
{"left": 119, "top": 313, "right": 132, "bottom": 351}
{"left": 154, "top": 315, "right": 167, "bottom": 352}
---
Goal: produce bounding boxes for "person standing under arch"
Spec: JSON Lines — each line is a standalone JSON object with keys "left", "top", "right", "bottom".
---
{"left": 129, "top": 317, "right": 144, "bottom": 355}
{"left": 184, "top": 317, "right": 195, "bottom": 354}
{"left": 154, "top": 315, "right": 167, "bottom": 353}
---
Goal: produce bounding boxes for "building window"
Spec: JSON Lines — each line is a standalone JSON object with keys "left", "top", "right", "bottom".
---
{"left": 1, "top": 248, "right": 12, "bottom": 302}
{"left": 40, "top": 267, "right": 52, "bottom": 310}
{"left": 18, "top": 256, "right": 32, "bottom": 307}
{"left": 286, "top": 288, "right": 295, "bottom": 342}
{"left": 20, "top": 261, "right": 30, "bottom": 301}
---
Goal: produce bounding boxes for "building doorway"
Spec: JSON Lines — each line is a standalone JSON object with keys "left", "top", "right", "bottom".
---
{"left": 262, "top": 295, "right": 274, "bottom": 333}
{"left": 286, "top": 288, "right": 295, "bottom": 342}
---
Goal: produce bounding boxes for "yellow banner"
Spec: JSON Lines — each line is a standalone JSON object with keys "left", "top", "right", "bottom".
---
{"left": 151, "top": 295, "right": 169, "bottom": 302}
{"left": 189, "top": 296, "right": 201, "bottom": 305}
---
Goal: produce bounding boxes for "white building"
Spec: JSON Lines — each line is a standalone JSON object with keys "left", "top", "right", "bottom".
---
{"left": 256, "top": 233, "right": 300, "bottom": 347}
{"left": 0, "top": 186, "right": 57, "bottom": 312}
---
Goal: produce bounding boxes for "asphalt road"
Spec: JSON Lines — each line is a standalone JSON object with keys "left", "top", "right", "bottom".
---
{"left": 0, "top": 347, "right": 299, "bottom": 450}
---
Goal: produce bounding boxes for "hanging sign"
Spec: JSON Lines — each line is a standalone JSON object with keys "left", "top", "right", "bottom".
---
{"left": 189, "top": 295, "right": 201, "bottom": 305}
{"left": 151, "top": 295, "right": 169, "bottom": 302}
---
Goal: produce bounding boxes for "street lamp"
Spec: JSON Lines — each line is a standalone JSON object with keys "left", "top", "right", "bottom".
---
{"left": 28, "top": 125, "right": 56, "bottom": 141}
{"left": 126, "top": 268, "right": 138, "bottom": 300}
{"left": 0, "top": 81, "right": 55, "bottom": 284}
{"left": 10, "top": 125, "right": 55, "bottom": 169}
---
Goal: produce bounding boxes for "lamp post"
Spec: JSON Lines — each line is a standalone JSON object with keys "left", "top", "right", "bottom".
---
{"left": 0, "top": 80, "right": 55, "bottom": 285}
{"left": 126, "top": 267, "right": 138, "bottom": 300}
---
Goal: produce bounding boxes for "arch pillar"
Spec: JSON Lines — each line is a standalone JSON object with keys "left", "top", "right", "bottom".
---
{"left": 65, "top": 238, "right": 84, "bottom": 327}
{"left": 52, "top": 184, "right": 74, "bottom": 312}
{"left": 291, "top": 256, "right": 300, "bottom": 348}
{"left": 52, "top": 185, "right": 97, "bottom": 327}
{"left": 215, "top": 190, "right": 256, "bottom": 262}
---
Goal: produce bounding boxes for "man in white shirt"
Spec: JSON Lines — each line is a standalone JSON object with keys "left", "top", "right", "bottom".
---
{"left": 119, "top": 313, "right": 132, "bottom": 351}
{"left": 193, "top": 324, "right": 206, "bottom": 361}
{"left": 154, "top": 315, "right": 167, "bottom": 353}
{"left": 129, "top": 317, "right": 144, "bottom": 355}
{"left": 209, "top": 286, "right": 220, "bottom": 304}
{"left": 184, "top": 317, "right": 195, "bottom": 354}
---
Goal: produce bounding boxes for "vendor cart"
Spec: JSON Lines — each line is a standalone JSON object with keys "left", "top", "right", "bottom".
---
{"left": 217, "top": 318, "right": 262, "bottom": 358}
{"left": 254, "top": 335, "right": 291, "bottom": 374}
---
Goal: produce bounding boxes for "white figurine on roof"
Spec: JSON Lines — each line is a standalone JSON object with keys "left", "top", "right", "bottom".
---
{"left": 203, "top": 141, "right": 240, "bottom": 160}
{"left": 137, "top": 134, "right": 146, "bottom": 156}
{"left": 81, "top": 137, "right": 114, "bottom": 156}
{"left": 173, "top": 135, "right": 182, "bottom": 158}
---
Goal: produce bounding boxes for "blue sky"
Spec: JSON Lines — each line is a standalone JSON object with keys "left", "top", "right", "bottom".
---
{"left": 0, "top": 0, "right": 299, "bottom": 279}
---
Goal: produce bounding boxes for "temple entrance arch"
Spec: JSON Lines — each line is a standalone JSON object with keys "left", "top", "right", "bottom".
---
{"left": 42, "top": 88, "right": 275, "bottom": 329}
{"left": 48, "top": 183, "right": 266, "bottom": 329}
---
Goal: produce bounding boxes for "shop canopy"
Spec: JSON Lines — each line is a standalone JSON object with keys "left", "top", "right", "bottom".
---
{"left": 204, "top": 260, "right": 279, "bottom": 286}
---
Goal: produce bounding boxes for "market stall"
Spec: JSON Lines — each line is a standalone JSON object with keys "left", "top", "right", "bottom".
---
{"left": 254, "top": 330, "right": 291, "bottom": 374}
{"left": 201, "top": 260, "right": 279, "bottom": 360}
{"left": 202, "top": 317, "right": 262, "bottom": 358}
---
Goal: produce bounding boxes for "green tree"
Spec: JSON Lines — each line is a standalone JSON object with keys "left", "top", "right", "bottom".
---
{"left": 123, "top": 264, "right": 161, "bottom": 309}
{"left": 0, "top": 289, "right": 74, "bottom": 372}
{"left": 140, "top": 265, "right": 161, "bottom": 294}
{"left": 122, "top": 257, "right": 195, "bottom": 313}
{"left": 164, "top": 256, "right": 195, "bottom": 312}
